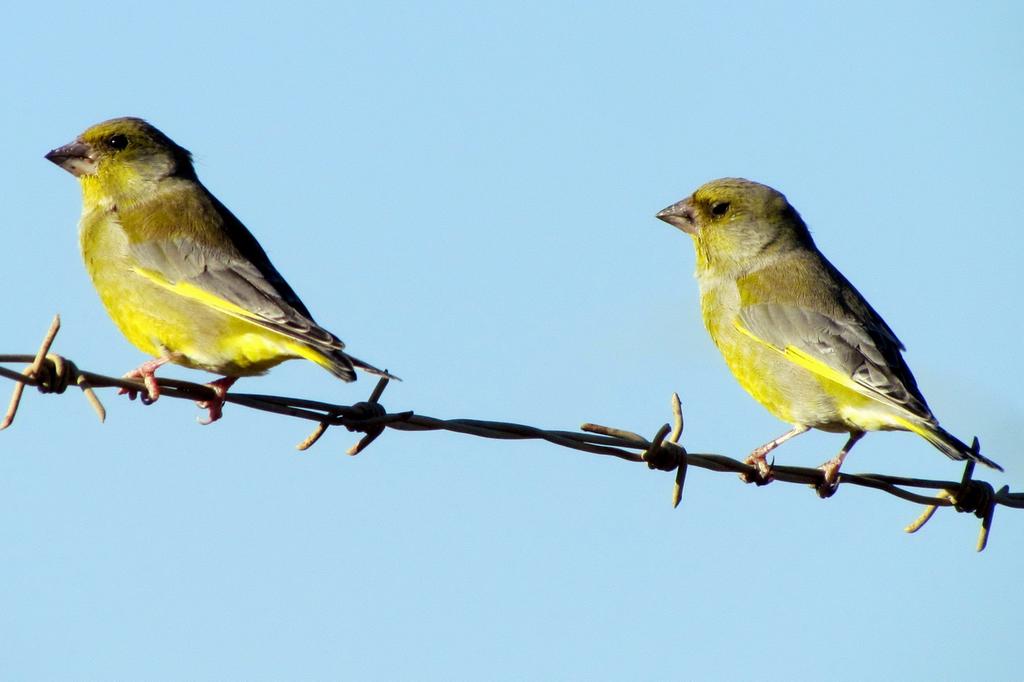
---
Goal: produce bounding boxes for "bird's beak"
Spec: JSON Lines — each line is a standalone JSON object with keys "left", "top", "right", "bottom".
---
{"left": 45, "top": 140, "right": 97, "bottom": 177}
{"left": 656, "top": 198, "right": 698, "bottom": 234}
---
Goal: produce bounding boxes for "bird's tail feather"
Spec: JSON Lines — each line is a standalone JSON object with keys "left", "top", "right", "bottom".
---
{"left": 901, "top": 418, "right": 1003, "bottom": 472}
{"left": 288, "top": 344, "right": 355, "bottom": 381}
{"left": 345, "top": 352, "right": 400, "bottom": 381}
{"left": 286, "top": 343, "right": 399, "bottom": 382}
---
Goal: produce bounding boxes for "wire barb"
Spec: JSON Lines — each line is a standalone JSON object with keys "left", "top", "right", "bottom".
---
{"left": 296, "top": 422, "right": 329, "bottom": 451}
{"left": 1, "top": 326, "right": 1020, "bottom": 552}
{"left": 642, "top": 424, "right": 673, "bottom": 470}
{"left": 668, "top": 393, "right": 687, "bottom": 508}
{"left": 345, "top": 376, "right": 390, "bottom": 456}
{"left": 2, "top": 315, "right": 63, "bottom": 429}
{"left": 904, "top": 460, "right": 1000, "bottom": 551}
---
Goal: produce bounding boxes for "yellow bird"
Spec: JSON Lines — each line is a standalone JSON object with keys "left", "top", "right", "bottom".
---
{"left": 46, "top": 117, "right": 393, "bottom": 423}
{"left": 657, "top": 178, "right": 1001, "bottom": 488}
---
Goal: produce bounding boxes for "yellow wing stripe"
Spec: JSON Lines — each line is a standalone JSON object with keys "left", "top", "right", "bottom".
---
{"left": 133, "top": 266, "right": 261, "bottom": 321}
{"left": 733, "top": 318, "right": 888, "bottom": 406}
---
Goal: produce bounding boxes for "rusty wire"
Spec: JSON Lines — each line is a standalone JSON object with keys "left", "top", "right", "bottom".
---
{"left": 3, "top": 315, "right": 1021, "bottom": 552}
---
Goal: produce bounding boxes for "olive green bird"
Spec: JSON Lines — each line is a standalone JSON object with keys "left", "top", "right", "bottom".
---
{"left": 46, "top": 117, "right": 394, "bottom": 423}
{"left": 657, "top": 178, "right": 1001, "bottom": 488}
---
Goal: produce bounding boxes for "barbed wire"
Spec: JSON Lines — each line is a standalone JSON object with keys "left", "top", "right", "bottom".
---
{"left": 3, "top": 315, "right": 1021, "bottom": 551}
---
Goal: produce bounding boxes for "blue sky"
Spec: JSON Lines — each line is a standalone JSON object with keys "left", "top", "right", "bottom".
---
{"left": 2, "top": 2, "right": 1022, "bottom": 679}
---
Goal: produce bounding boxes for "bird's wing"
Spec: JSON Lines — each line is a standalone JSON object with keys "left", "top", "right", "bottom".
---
{"left": 124, "top": 190, "right": 343, "bottom": 351}
{"left": 735, "top": 303, "right": 932, "bottom": 420}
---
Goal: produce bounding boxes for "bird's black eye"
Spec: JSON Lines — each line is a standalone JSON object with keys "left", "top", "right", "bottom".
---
{"left": 107, "top": 134, "right": 129, "bottom": 150}
{"left": 711, "top": 201, "right": 730, "bottom": 217}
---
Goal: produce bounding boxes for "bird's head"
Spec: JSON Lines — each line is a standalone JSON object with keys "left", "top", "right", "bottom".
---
{"left": 657, "top": 178, "right": 812, "bottom": 275}
{"left": 45, "top": 117, "right": 195, "bottom": 205}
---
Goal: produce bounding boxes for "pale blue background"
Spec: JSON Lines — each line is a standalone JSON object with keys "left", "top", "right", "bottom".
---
{"left": 2, "top": 2, "right": 1022, "bottom": 680}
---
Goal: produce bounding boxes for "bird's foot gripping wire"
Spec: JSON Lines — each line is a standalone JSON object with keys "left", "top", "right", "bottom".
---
{"left": 741, "top": 425, "right": 812, "bottom": 486}
{"left": 196, "top": 376, "right": 238, "bottom": 425}
{"left": 118, "top": 357, "right": 170, "bottom": 404}
{"left": 814, "top": 432, "right": 864, "bottom": 499}
{"left": 741, "top": 451, "right": 774, "bottom": 485}
{"left": 816, "top": 457, "right": 842, "bottom": 498}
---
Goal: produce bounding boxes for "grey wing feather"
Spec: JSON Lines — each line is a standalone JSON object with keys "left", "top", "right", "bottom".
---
{"left": 129, "top": 202, "right": 343, "bottom": 352}
{"left": 739, "top": 303, "right": 933, "bottom": 420}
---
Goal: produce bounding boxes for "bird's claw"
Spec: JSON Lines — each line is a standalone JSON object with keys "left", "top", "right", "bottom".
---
{"left": 195, "top": 403, "right": 222, "bottom": 425}
{"left": 815, "top": 480, "right": 840, "bottom": 498}
{"left": 814, "top": 460, "right": 842, "bottom": 498}
{"left": 118, "top": 360, "right": 166, "bottom": 404}
{"left": 740, "top": 453, "right": 774, "bottom": 485}
{"left": 195, "top": 377, "right": 237, "bottom": 425}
